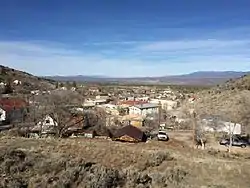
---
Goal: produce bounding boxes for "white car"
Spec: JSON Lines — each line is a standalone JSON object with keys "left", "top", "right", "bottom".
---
{"left": 157, "top": 131, "right": 169, "bottom": 141}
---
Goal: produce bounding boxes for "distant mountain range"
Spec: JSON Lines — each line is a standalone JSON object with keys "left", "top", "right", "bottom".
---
{"left": 46, "top": 71, "right": 250, "bottom": 86}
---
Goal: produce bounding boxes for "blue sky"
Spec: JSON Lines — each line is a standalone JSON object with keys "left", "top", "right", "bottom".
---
{"left": 0, "top": 0, "right": 250, "bottom": 77}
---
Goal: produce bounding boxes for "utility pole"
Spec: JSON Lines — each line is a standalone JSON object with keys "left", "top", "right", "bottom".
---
{"left": 192, "top": 110, "right": 197, "bottom": 148}
{"left": 158, "top": 101, "right": 162, "bottom": 128}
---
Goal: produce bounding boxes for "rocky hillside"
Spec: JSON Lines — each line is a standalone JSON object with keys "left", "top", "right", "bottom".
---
{"left": 0, "top": 65, "right": 56, "bottom": 93}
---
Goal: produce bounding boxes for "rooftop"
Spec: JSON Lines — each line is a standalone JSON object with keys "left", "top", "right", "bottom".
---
{"left": 133, "top": 103, "right": 159, "bottom": 109}
{"left": 120, "top": 100, "right": 148, "bottom": 106}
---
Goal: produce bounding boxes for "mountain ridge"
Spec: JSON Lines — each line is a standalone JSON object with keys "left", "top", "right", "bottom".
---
{"left": 46, "top": 71, "right": 250, "bottom": 85}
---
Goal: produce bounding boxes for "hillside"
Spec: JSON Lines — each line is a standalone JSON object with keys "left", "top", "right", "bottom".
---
{"left": 0, "top": 65, "right": 56, "bottom": 93}
{"left": 0, "top": 137, "right": 249, "bottom": 188}
{"left": 47, "top": 71, "right": 249, "bottom": 86}
{"left": 187, "top": 74, "right": 250, "bottom": 129}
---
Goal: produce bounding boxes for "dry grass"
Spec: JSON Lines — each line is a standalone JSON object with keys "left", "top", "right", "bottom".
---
{"left": 0, "top": 136, "right": 250, "bottom": 188}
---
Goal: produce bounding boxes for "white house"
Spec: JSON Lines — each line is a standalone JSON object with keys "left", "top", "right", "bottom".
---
{"left": 83, "top": 98, "right": 108, "bottom": 107}
{"left": 0, "top": 108, "right": 6, "bottom": 122}
{"left": 128, "top": 103, "right": 159, "bottom": 117}
{"left": 13, "top": 80, "right": 21, "bottom": 85}
{"left": 96, "top": 94, "right": 110, "bottom": 100}
{"left": 163, "top": 89, "right": 173, "bottom": 94}
{"left": 150, "top": 99, "right": 178, "bottom": 111}
{"left": 137, "top": 97, "right": 150, "bottom": 102}
{"left": 71, "top": 87, "right": 76, "bottom": 91}
{"left": 0, "top": 82, "right": 6, "bottom": 87}
{"left": 201, "top": 119, "right": 241, "bottom": 135}
{"left": 98, "top": 104, "right": 119, "bottom": 115}
{"left": 60, "top": 87, "right": 67, "bottom": 90}
{"left": 36, "top": 115, "right": 58, "bottom": 134}
{"left": 31, "top": 90, "right": 40, "bottom": 95}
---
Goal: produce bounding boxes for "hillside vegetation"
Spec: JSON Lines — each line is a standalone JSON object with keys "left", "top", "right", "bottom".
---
{"left": 0, "top": 65, "right": 56, "bottom": 93}
{"left": 0, "top": 137, "right": 250, "bottom": 188}
{"left": 185, "top": 74, "right": 250, "bottom": 132}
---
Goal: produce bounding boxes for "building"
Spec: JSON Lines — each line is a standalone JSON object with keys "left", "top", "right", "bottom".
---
{"left": 0, "top": 98, "right": 28, "bottom": 124}
{"left": 96, "top": 94, "right": 110, "bottom": 100}
{"left": 13, "top": 80, "right": 22, "bottom": 85}
{"left": 128, "top": 103, "right": 159, "bottom": 117}
{"left": 98, "top": 104, "right": 119, "bottom": 115}
{"left": 121, "top": 115, "right": 144, "bottom": 127}
{"left": 0, "top": 108, "right": 6, "bottom": 123}
{"left": 34, "top": 115, "right": 58, "bottom": 134}
{"left": 119, "top": 100, "right": 148, "bottom": 108}
{"left": 201, "top": 118, "right": 242, "bottom": 135}
{"left": 149, "top": 99, "right": 179, "bottom": 111}
{"left": 83, "top": 99, "right": 108, "bottom": 107}
{"left": 113, "top": 125, "right": 147, "bottom": 142}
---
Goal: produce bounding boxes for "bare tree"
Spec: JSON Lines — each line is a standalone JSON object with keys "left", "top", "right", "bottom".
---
{"left": 30, "top": 90, "right": 85, "bottom": 137}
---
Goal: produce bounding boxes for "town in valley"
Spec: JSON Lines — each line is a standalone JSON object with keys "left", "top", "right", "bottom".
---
{"left": 0, "top": 65, "right": 250, "bottom": 187}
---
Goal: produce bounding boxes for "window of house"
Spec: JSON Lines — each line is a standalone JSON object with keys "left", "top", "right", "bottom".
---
{"left": 45, "top": 119, "right": 50, "bottom": 124}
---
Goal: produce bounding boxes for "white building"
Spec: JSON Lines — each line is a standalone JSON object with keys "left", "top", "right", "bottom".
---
{"left": 137, "top": 97, "right": 150, "bottom": 102}
{"left": 150, "top": 99, "right": 178, "bottom": 111}
{"left": 0, "top": 82, "right": 6, "bottom": 87}
{"left": 13, "top": 80, "right": 21, "bottom": 85}
{"left": 83, "top": 98, "right": 108, "bottom": 107}
{"left": 129, "top": 103, "right": 159, "bottom": 117}
{"left": 96, "top": 94, "right": 110, "bottom": 100}
{"left": 36, "top": 115, "right": 58, "bottom": 134}
{"left": 98, "top": 104, "right": 119, "bottom": 115}
{"left": 0, "top": 108, "right": 6, "bottom": 122}
{"left": 31, "top": 90, "right": 40, "bottom": 95}
{"left": 201, "top": 119, "right": 242, "bottom": 135}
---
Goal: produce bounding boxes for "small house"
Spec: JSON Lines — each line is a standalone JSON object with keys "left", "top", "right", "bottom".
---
{"left": 35, "top": 115, "right": 58, "bottom": 134}
{"left": 0, "top": 107, "right": 6, "bottom": 123}
{"left": 113, "top": 125, "right": 147, "bottom": 142}
{"left": 13, "top": 80, "right": 22, "bottom": 85}
{"left": 150, "top": 99, "right": 179, "bottom": 111}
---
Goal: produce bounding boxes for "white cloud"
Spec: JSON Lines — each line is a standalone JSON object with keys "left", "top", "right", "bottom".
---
{"left": 138, "top": 39, "right": 250, "bottom": 52}
{"left": 0, "top": 40, "right": 250, "bottom": 77}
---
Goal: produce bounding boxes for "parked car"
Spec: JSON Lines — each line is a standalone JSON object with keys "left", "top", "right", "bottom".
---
{"left": 157, "top": 131, "right": 169, "bottom": 141}
{"left": 219, "top": 138, "right": 248, "bottom": 148}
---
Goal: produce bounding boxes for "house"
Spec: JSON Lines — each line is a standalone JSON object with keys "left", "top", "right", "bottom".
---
{"left": 113, "top": 125, "right": 147, "bottom": 142}
{"left": 0, "top": 82, "right": 6, "bottom": 87}
{"left": 71, "top": 87, "right": 76, "bottom": 91}
{"left": 137, "top": 97, "right": 150, "bottom": 102}
{"left": 121, "top": 115, "right": 144, "bottom": 127}
{"left": 0, "top": 98, "right": 28, "bottom": 124}
{"left": 13, "top": 80, "right": 21, "bottom": 85}
{"left": 96, "top": 94, "right": 110, "bottom": 100}
{"left": 201, "top": 118, "right": 242, "bottom": 135}
{"left": 119, "top": 100, "right": 148, "bottom": 108}
{"left": 0, "top": 107, "right": 6, "bottom": 123}
{"left": 149, "top": 99, "right": 178, "bottom": 111}
{"left": 98, "top": 104, "right": 119, "bottom": 115}
{"left": 128, "top": 103, "right": 159, "bottom": 117}
{"left": 31, "top": 90, "right": 40, "bottom": 95}
{"left": 83, "top": 99, "right": 108, "bottom": 107}
{"left": 35, "top": 115, "right": 58, "bottom": 134}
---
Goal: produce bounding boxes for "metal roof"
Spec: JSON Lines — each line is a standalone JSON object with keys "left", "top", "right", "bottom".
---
{"left": 133, "top": 103, "right": 159, "bottom": 109}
